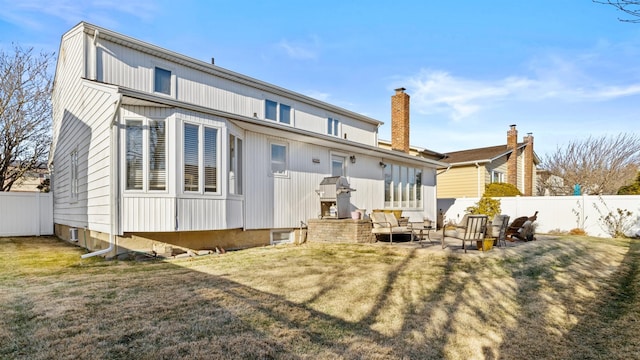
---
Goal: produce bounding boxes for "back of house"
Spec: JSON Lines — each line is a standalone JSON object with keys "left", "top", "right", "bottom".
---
{"left": 50, "top": 22, "right": 446, "bottom": 257}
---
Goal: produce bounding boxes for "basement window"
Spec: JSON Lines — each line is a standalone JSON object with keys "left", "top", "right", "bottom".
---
{"left": 271, "top": 230, "right": 292, "bottom": 245}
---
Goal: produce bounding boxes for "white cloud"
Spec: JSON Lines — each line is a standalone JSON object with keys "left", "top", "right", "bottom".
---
{"left": 0, "top": 0, "right": 157, "bottom": 29}
{"left": 277, "top": 36, "right": 320, "bottom": 60}
{"left": 403, "top": 54, "right": 640, "bottom": 122}
{"left": 303, "top": 90, "right": 331, "bottom": 102}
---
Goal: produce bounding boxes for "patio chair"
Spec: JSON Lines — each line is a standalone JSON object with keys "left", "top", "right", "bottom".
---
{"left": 441, "top": 214, "right": 488, "bottom": 253}
{"left": 489, "top": 214, "right": 510, "bottom": 247}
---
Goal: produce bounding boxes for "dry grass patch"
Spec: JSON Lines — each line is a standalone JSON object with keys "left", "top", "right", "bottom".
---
{"left": 0, "top": 235, "right": 638, "bottom": 359}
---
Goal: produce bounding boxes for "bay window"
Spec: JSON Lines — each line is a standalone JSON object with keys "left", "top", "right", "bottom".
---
{"left": 183, "top": 123, "right": 219, "bottom": 193}
{"left": 125, "top": 119, "right": 166, "bottom": 192}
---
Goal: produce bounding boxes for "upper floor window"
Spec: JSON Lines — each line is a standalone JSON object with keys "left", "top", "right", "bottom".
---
{"left": 154, "top": 67, "right": 171, "bottom": 95}
{"left": 270, "top": 142, "right": 288, "bottom": 176}
{"left": 327, "top": 117, "right": 339, "bottom": 136}
{"left": 491, "top": 170, "right": 505, "bottom": 183}
{"left": 265, "top": 99, "right": 291, "bottom": 124}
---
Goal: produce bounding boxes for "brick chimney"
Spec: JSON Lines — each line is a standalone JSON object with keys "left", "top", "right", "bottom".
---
{"left": 391, "top": 88, "right": 410, "bottom": 153}
{"left": 524, "top": 132, "right": 534, "bottom": 196}
{"left": 507, "top": 124, "right": 518, "bottom": 187}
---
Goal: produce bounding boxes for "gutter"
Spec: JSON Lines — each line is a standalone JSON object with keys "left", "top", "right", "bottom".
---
{"left": 82, "top": 94, "right": 122, "bottom": 258}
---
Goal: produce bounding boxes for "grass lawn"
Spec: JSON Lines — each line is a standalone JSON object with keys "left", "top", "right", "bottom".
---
{"left": 1, "top": 235, "right": 638, "bottom": 359}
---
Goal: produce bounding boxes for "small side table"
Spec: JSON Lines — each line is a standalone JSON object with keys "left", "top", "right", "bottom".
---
{"left": 410, "top": 223, "right": 435, "bottom": 247}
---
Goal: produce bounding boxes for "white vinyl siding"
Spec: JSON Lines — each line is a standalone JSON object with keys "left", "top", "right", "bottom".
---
{"left": 95, "top": 37, "right": 380, "bottom": 145}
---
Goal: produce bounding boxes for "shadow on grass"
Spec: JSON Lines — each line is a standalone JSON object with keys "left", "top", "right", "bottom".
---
{"left": 496, "top": 237, "right": 640, "bottom": 359}
{"left": 1, "top": 236, "right": 637, "bottom": 359}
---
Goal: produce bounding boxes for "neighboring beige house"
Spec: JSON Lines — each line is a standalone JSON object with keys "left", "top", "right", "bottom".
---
{"left": 436, "top": 125, "right": 540, "bottom": 198}
{"left": 3, "top": 164, "right": 49, "bottom": 192}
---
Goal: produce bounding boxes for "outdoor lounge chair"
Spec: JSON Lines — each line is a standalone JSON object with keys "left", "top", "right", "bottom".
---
{"left": 506, "top": 211, "right": 538, "bottom": 241}
{"left": 489, "top": 214, "right": 510, "bottom": 247}
{"left": 371, "top": 212, "right": 413, "bottom": 243}
{"left": 441, "top": 214, "right": 488, "bottom": 253}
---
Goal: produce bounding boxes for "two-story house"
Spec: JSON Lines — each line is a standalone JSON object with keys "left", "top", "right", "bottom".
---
{"left": 50, "top": 22, "right": 447, "bottom": 257}
{"left": 436, "top": 125, "right": 540, "bottom": 199}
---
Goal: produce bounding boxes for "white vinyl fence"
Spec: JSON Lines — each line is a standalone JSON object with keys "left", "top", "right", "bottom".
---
{"left": 0, "top": 192, "right": 53, "bottom": 236}
{"left": 437, "top": 195, "right": 640, "bottom": 238}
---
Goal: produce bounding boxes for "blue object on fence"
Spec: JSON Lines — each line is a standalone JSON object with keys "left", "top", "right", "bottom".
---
{"left": 573, "top": 183, "right": 581, "bottom": 196}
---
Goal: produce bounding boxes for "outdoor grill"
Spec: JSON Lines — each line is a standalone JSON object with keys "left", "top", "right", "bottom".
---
{"left": 316, "top": 176, "right": 355, "bottom": 219}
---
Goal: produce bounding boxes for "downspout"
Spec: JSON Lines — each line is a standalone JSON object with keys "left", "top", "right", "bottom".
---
{"left": 91, "top": 29, "right": 99, "bottom": 80}
{"left": 82, "top": 94, "right": 122, "bottom": 258}
{"left": 475, "top": 162, "right": 481, "bottom": 197}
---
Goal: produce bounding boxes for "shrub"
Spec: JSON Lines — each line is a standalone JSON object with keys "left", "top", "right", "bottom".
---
{"left": 569, "top": 228, "right": 587, "bottom": 236}
{"left": 484, "top": 182, "right": 522, "bottom": 197}
{"left": 617, "top": 171, "right": 640, "bottom": 195}
{"left": 593, "top": 196, "right": 635, "bottom": 238}
{"left": 466, "top": 196, "right": 501, "bottom": 220}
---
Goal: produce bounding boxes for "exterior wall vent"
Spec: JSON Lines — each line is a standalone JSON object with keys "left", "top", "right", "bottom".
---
{"left": 69, "top": 228, "right": 79, "bottom": 242}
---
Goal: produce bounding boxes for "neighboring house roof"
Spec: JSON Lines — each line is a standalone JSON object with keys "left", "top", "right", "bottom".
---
{"left": 441, "top": 142, "right": 540, "bottom": 167}
{"left": 377, "top": 139, "right": 447, "bottom": 161}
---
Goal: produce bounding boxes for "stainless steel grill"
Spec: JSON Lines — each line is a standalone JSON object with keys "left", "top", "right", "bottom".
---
{"left": 316, "top": 176, "right": 355, "bottom": 219}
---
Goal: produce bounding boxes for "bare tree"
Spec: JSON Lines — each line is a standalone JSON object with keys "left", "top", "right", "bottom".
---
{"left": 595, "top": 0, "right": 640, "bottom": 22}
{"left": 0, "top": 45, "right": 53, "bottom": 191}
{"left": 541, "top": 133, "right": 640, "bottom": 195}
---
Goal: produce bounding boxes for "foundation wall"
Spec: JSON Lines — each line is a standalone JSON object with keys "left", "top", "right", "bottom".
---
{"left": 55, "top": 223, "right": 274, "bottom": 258}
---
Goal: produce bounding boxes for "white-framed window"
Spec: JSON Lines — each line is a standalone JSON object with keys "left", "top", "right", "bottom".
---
{"left": 327, "top": 117, "right": 339, "bottom": 136}
{"left": 148, "top": 120, "right": 166, "bottom": 191}
{"left": 384, "top": 163, "right": 422, "bottom": 208}
{"left": 228, "top": 134, "right": 243, "bottom": 195}
{"left": 271, "top": 230, "right": 292, "bottom": 245}
{"left": 265, "top": 99, "right": 291, "bottom": 124}
{"left": 491, "top": 170, "right": 505, "bottom": 183}
{"left": 270, "top": 142, "right": 288, "bottom": 176}
{"left": 69, "top": 149, "right": 78, "bottom": 199}
{"left": 183, "top": 122, "right": 219, "bottom": 193}
{"left": 125, "top": 120, "right": 143, "bottom": 191}
{"left": 125, "top": 118, "right": 167, "bottom": 192}
{"left": 331, "top": 154, "right": 345, "bottom": 177}
{"left": 154, "top": 67, "right": 172, "bottom": 95}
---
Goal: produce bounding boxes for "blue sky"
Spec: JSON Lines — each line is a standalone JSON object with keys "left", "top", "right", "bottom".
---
{"left": 1, "top": 0, "right": 639, "bottom": 158}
